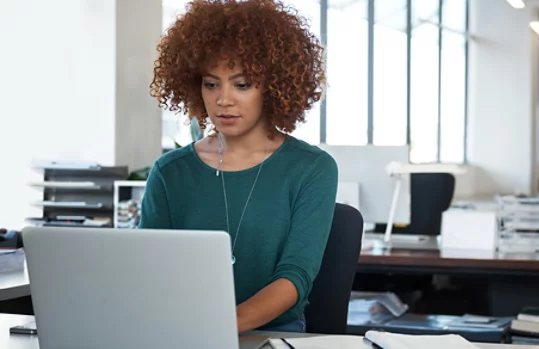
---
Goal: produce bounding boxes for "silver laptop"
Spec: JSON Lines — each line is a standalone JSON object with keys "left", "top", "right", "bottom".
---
{"left": 21, "top": 226, "right": 269, "bottom": 349}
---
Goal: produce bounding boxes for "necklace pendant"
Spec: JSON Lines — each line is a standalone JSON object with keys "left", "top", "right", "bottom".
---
{"left": 216, "top": 170, "right": 219, "bottom": 176}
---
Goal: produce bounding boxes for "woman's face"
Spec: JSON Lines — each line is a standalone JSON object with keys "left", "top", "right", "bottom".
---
{"left": 201, "top": 60, "right": 266, "bottom": 138}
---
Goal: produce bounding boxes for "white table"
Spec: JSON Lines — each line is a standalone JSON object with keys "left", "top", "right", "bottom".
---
{"left": 1, "top": 314, "right": 537, "bottom": 349}
{"left": 1, "top": 314, "right": 37, "bottom": 349}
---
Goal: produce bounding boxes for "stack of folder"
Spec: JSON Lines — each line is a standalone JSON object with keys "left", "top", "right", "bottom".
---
{"left": 509, "top": 307, "right": 539, "bottom": 344}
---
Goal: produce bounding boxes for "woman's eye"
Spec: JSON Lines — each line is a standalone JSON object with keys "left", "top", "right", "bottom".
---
{"left": 203, "top": 82, "right": 217, "bottom": 89}
{"left": 236, "top": 83, "right": 251, "bottom": 90}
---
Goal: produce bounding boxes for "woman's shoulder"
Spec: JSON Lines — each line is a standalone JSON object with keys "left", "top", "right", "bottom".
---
{"left": 286, "top": 136, "right": 327, "bottom": 155}
{"left": 285, "top": 137, "right": 337, "bottom": 169}
{"left": 154, "top": 143, "right": 196, "bottom": 172}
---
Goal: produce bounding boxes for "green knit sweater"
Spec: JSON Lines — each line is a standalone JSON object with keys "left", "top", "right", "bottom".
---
{"left": 139, "top": 136, "right": 338, "bottom": 328}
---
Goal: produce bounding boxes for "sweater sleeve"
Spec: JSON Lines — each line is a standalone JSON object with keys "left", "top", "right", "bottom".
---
{"left": 270, "top": 151, "right": 338, "bottom": 310}
{"left": 138, "top": 162, "right": 172, "bottom": 229}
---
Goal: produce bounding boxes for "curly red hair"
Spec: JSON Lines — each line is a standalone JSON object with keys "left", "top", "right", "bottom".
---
{"left": 150, "top": 0, "right": 326, "bottom": 134}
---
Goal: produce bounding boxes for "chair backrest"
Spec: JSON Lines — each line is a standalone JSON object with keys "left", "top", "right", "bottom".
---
{"left": 305, "top": 203, "right": 364, "bottom": 334}
{"left": 375, "top": 172, "right": 455, "bottom": 235}
{"left": 409, "top": 173, "right": 455, "bottom": 235}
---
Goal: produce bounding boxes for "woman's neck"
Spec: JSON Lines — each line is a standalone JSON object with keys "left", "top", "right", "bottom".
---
{"left": 219, "top": 128, "right": 282, "bottom": 155}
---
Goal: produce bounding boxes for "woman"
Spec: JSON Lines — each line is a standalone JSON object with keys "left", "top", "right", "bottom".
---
{"left": 141, "top": 0, "right": 338, "bottom": 333}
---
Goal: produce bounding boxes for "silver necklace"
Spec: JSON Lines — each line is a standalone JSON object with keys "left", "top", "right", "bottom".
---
{"left": 217, "top": 134, "right": 269, "bottom": 265}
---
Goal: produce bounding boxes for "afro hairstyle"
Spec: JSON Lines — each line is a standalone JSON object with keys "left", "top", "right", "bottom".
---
{"left": 150, "top": 0, "right": 326, "bottom": 134}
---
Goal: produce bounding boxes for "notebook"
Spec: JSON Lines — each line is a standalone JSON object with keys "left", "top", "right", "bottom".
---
{"left": 269, "top": 331, "right": 480, "bottom": 349}
{"left": 364, "top": 331, "right": 481, "bottom": 349}
{"left": 517, "top": 307, "right": 539, "bottom": 323}
{"left": 269, "top": 335, "right": 369, "bottom": 349}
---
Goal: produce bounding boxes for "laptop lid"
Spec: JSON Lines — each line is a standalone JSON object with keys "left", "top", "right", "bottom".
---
{"left": 22, "top": 226, "right": 253, "bottom": 349}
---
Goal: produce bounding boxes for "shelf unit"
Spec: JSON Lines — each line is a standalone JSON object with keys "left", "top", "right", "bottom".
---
{"left": 27, "top": 165, "right": 128, "bottom": 228}
{"left": 113, "top": 181, "right": 147, "bottom": 228}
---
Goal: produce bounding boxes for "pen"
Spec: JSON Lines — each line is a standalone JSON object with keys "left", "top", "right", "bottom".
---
{"left": 280, "top": 338, "right": 296, "bottom": 349}
{"left": 363, "top": 337, "right": 384, "bottom": 349}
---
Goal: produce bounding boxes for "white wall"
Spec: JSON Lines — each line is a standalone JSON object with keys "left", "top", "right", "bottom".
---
{"left": 0, "top": 0, "right": 162, "bottom": 229}
{"left": 115, "top": 0, "right": 163, "bottom": 169}
{"left": 456, "top": 0, "right": 538, "bottom": 199}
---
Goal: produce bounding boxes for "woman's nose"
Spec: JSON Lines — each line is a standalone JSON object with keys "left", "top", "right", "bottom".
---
{"left": 217, "top": 86, "right": 234, "bottom": 106}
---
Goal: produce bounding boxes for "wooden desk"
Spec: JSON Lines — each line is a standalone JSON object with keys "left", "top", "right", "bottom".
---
{"left": 358, "top": 248, "right": 539, "bottom": 276}
{"left": 357, "top": 248, "right": 539, "bottom": 317}
{"left": 0, "top": 314, "right": 535, "bottom": 349}
{"left": 2, "top": 248, "right": 539, "bottom": 316}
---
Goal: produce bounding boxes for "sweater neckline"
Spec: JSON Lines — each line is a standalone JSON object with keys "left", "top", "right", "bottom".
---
{"left": 189, "top": 136, "right": 291, "bottom": 175}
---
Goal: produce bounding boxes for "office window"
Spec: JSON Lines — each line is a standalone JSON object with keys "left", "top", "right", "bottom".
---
{"left": 161, "top": 0, "right": 469, "bottom": 163}
{"left": 289, "top": 0, "right": 322, "bottom": 145}
{"left": 372, "top": 0, "right": 408, "bottom": 146}
{"left": 439, "top": 0, "right": 467, "bottom": 163}
{"left": 439, "top": 31, "right": 466, "bottom": 163}
{"left": 409, "top": 0, "right": 440, "bottom": 163}
{"left": 325, "top": 0, "right": 369, "bottom": 145}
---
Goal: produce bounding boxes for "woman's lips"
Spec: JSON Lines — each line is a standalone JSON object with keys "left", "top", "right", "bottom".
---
{"left": 217, "top": 114, "right": 240, "bottom": 125}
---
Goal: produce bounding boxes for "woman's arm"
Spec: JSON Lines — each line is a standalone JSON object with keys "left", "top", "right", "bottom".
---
{"left": 235, "top": 152, "right": 338, "bottom": 332}
{"left": 236, "top": 278, "right": 297, "bottom": 332}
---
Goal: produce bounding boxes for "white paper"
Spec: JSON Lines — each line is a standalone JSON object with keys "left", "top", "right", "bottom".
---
{"left": 365, "top": 331, "right": 481, "bottom": 349}
{"left": 270, "top": 332, "right": 481, "bottom": 349}
{"left": 269, "top": 336, "right": 369, "bottom": 349}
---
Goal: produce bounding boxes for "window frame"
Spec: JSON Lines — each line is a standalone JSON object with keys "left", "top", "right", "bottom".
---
{"left": 318, "top": 0, "right": 469, "bottom": 163}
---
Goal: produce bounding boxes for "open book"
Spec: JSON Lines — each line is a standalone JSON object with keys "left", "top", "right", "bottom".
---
{"left": 269, "top": 331, "right": 480, "bottom": 349}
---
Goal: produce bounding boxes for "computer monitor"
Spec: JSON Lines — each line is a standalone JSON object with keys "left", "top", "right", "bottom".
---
{"left": 318, "top": 144, "right": 411, "bottom": 225}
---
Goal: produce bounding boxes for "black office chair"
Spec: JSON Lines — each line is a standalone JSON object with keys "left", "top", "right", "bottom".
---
{"left": 376, "top": 172, "right": 455, "bottom": 235}
{"left": 410, "top": 173, "right": 455, "bottom": 235}
{"left": 304, "top": 203, "right": 364, "bottom": 334}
